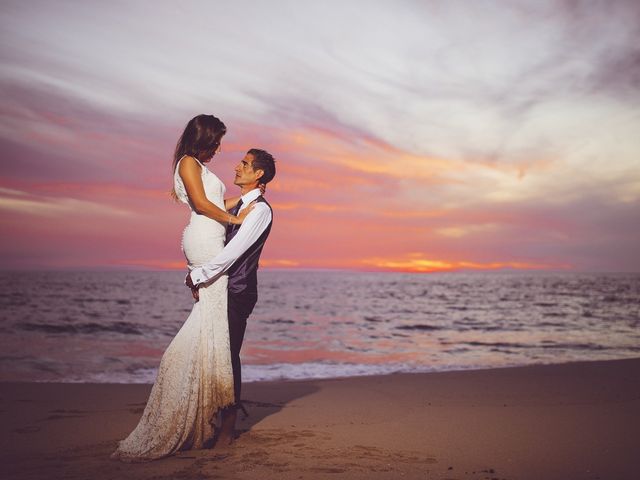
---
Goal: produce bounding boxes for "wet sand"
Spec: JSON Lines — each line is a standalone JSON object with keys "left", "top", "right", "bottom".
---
{"left": 2, "top": 357, "right": 639, "bottom": 479}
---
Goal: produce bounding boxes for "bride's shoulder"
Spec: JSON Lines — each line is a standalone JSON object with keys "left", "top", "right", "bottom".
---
{"left": 178, "top": 154, "right": 200, "bottom": 165}
{"left": 177, "top": 155, "right": 203, "bottom": 174}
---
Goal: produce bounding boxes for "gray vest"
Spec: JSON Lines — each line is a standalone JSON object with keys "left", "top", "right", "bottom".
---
{"left": 226, "top": 196, "right": 273, "bottom": 296}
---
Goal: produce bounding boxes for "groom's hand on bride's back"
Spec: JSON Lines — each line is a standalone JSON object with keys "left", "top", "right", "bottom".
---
{"left": 185, "top": 272, "right": 200, "bottom": 301}
{"left": 190, "top": 287, "right": 199, "bottom": 302}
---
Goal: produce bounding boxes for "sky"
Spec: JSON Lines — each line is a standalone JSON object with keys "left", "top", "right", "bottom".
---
{"left": 0, "top": 0, "right": 639, "bottom": 272}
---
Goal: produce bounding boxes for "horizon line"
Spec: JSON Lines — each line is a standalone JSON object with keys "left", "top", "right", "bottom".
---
{"left": 0, "top": 266, "right": 638, "bottom": 275}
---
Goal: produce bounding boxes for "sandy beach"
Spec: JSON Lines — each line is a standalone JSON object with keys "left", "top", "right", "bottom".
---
{"left": 2, "top": 357, "right": 639, "bottom": 480}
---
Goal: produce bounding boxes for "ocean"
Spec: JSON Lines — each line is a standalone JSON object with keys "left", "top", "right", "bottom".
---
{"left": 0, "top": 270, "right": 638, "bottom": 383}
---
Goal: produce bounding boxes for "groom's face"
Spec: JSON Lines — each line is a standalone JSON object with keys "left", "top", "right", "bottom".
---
{"left": 234, "top": 153, "right": 263, "bottom": 187}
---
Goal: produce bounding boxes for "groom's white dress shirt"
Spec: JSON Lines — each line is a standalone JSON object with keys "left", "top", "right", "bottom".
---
{"left": 189, "top": 188, "right": 272, "bottom": 286}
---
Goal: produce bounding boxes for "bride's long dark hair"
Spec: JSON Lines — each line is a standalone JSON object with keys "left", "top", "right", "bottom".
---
{"left": 171, "top": 114, "right": 227, "bottom": 200}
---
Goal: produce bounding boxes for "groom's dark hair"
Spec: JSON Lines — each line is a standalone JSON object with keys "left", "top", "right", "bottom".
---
{"left": 248, "top": 149, "right": 276, "bottom": 184}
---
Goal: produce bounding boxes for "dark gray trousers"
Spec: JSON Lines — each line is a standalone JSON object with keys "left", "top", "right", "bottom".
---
{"left": 227, "top": 291, "right": 257, "bottom": 405}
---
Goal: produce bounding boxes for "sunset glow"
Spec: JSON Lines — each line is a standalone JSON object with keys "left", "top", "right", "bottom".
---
{"left": 1, "top": 1, "right": 639, "bottom": 272}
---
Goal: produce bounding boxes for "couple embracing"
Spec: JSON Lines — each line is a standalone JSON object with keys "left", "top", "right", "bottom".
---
{"left": 111, "top": 114, "right": 276, "bottom": 461}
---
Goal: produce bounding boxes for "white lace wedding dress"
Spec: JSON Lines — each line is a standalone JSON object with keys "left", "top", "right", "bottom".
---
{"left": 111, "top": 156, "right": 234, "bottom": 462}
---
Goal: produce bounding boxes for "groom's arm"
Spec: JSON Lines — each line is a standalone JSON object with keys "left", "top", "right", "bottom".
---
{"left": 188, "top": 203, "right": 272, "bottom": 287}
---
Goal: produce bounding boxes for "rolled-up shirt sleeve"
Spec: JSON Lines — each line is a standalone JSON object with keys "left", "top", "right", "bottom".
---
{"left": 189, "top": 202, "right": 272, "bottom": 286}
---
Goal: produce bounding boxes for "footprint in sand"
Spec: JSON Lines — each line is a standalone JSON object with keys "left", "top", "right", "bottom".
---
{"left": 243, "top": 399, "right": 283, "bottom": 408}
{"left": 43, "top": 414, "right": 86, "bottom": 420}
{"left": 40, "top": 409, "right": 87, "bottom": 421}
{"left": 310, "top": 467, "right": 347, "bottom": 474}
{"left": 12, "top": 425, "right": 41, "bottom": 434}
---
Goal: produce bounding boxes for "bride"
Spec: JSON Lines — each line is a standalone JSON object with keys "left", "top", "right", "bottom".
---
{"left": 111, "top": 114, "right": 251, "bottom": 462}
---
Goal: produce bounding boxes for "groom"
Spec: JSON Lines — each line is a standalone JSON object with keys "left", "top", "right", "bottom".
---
{"left": 185, "top": 148, "right": 276, "bottom": 445}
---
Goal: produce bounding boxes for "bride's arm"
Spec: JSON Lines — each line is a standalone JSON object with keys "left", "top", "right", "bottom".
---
{"left": 179, "top": 157, "right": 250, "bottom": 225}
{"left": 224, "top": 196, "right": 241, "bottom": 211}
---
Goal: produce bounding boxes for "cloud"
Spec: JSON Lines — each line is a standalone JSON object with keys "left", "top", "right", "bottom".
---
{"left": 0, "top": 186, "right": 132, "bottom": 217}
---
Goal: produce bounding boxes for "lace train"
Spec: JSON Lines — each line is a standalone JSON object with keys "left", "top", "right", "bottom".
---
{"left": 110, "top": 275, "right": 234, "bottom": 462}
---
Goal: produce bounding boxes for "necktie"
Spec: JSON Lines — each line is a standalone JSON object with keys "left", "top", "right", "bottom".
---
{"left": 227, "top": 199, "right": 243, "bottom": 236}
{"left": 233, "top": 199, "right": 244, "bottom": 215}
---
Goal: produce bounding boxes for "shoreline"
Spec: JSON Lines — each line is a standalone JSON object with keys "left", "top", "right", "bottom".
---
{"left": 6, "top": 355, "right": 640, "bottom": 385}
{"left": 2, "top": 357, "right": 639, "bottom": 479}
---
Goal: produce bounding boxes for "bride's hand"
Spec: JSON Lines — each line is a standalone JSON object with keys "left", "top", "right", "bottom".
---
{"left": 230, "top": 201, "right": 256, "bottom": 225}
{"left": 259, "top": 183, "right": 266, "bottom": 195}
